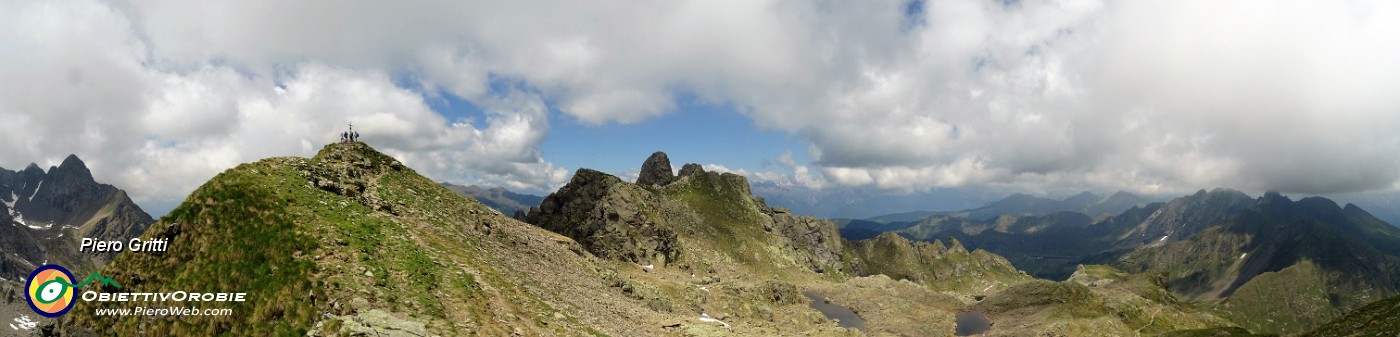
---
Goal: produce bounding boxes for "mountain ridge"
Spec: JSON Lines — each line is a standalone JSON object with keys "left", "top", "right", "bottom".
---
{"left": 0, "top": 154, "right": 153, "bottom": 280}
{"left": 438, "top": 182, "right": 544, "bottom": 218}
{"left": 861, "top": 187, "right": 1400, "bottom": 335}
{"left": 48, "top": 144, "right": 1252, "bottom": 336}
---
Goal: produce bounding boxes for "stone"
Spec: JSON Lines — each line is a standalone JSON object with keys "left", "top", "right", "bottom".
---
{"left": 308, "top": 309, "right": 429, "bottom": 337}
{"left": 350, "top": 297, "right": 371, "bottom": 312}
{"left": 636, "top": 151, "right": 675, "bottom": 186}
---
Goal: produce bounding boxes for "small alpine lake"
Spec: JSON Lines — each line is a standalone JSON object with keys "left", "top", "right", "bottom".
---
{"left": 802, "top": 291, "right": 867, "bottom": 332}
{"left": 955, "top": 311, "right": 991, "bottom": 335}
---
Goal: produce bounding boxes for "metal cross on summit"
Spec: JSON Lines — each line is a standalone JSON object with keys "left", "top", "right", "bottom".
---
{"left": 340, "top": 122, "right": 360, "bottom": 143}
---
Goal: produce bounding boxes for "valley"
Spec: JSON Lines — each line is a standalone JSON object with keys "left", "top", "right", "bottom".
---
{"left": 847, "top": 188, "right": 1400, "bottom": 336}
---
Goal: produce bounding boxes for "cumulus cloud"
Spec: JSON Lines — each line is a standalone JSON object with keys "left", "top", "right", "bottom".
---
{"left": 4, "top": 0, "right": 1399, "bottom": 214}
{"left": 0, "top": 0, "right": 570, "bottom": 210}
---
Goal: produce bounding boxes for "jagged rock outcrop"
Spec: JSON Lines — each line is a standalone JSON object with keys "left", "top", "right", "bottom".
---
{"left": 636, "top": 151, "right": 675, "bottom": 186}
{"left": 527, "top": 168, "right": 682, "bottom": 264}
{"left": 304, "top": 142, "right": 407, "bottom": 212}
{"left": 528, "top": 152, "right": 847, "bottom": 275}
{"left": 758, "top": 205, "right": 846, "bottom": 274}
{"left": 677, "top": 163, "right": 705, "bottom": 178}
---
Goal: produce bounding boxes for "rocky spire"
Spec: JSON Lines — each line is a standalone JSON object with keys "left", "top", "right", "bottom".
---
{"left": 636, "top": 151, "right": 675, "bottom": 186}
{"left": 948, "top": 237, "right": 968, "bottom": 254}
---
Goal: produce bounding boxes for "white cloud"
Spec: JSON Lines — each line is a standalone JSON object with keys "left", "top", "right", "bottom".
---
{"left": 0, "top": 0, "right": 569, "bottom": 209}
{"left": 4, "top": 0, "right": 1400, "bottom": 215}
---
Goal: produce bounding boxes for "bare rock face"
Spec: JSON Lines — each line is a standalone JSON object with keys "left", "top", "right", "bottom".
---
{"left": 759, "top": 208, "right": 847, "bottom": 274}
{"left": 636, "top": 151, "right": 675, "bottom": 186}
{"left": 306, "top": 141, "right": 407, "bottom": 212}
{"left": 677, "top": 163, "right": 705, "bottom": 178}
{"left": 527, "top": 169, "right": 682, "bottom": 264}
{"left": 529, "top": 151, "right": 854, "bottom": 276}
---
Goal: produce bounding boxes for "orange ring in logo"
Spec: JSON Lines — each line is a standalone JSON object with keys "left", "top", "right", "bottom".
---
{"left": 26, "top": 264, "right": 76, "bottom": 318}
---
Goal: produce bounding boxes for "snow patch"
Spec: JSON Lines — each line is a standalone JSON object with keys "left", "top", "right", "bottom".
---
{"left": 1239, "top": 253, "right": 1247, "bottom": 260}
{"left": 699, "top": 313, "right": 730, "bottom": 329}
{"left": 30, "top": 180, "right": 42, "bottom": 199}
{"left": 1159, "top": 235, "right": 1168, "bottom": 242}
{"left": 5, "top": 192, "right": 20, "bottom": 227}
{"left": 20, "top": 216, "right": 52, "bottom": 230}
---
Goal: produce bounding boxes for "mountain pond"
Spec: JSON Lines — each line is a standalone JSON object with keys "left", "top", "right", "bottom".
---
{"left": 955, "top": 311, "right": 991, "bottom": 335}
{"left": 802, "top": 291, "right": 867, "bottom": 332}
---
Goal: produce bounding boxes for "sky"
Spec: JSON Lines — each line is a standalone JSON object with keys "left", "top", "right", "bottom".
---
{"left": 3, "top": 0, "right": 1400, "bottom": 216}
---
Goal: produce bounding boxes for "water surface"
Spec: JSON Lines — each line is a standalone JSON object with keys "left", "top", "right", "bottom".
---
{"left": 802, "top": 291, "right": 867, "bottom": 332}
{"left": 955, "top": 311, "right": 991, "bottom": 336}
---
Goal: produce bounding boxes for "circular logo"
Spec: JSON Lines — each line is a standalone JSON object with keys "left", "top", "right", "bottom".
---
{"left": 26, "top": 264, "right": 76, "bottom": 318}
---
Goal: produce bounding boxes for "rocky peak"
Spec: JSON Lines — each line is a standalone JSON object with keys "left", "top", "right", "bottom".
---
{"left": 930, "top": 239, "right": 948, "bottom": 253}
{"left": 1063, "top": 191, "right": 1101, "bottom": 206}
{"left": 38, "top": 154, "right": 99, "bottom": 196}
{"left": 527, "top": 167, "right": 680, "bottom": 264}
{"left": 307, "top": 142, "right": 407, "bottom": 212}
{"left": 636, "top": 151, "right": 675, "bottom": 186}
{"left": 1259, "top": 191, "right": 1291, "bottom": 205}
{"left": 17, "top": 163, "right": 45, "bottom": 196}
{"left": 58, "top": 154, "right": 90, "bottom": 173}
{"left": 948, "top": 237, "right": 968, "bottom": 253}
{"left": 677, "top": 163, "right": 705, "bottom": 178}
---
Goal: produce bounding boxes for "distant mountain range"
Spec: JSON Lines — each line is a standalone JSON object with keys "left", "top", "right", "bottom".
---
{"left": 0, "top": 155, "right": 153, "bottom": 281}
{"left": 950, "top": 191, "right": 1151, "bottom": 221}
{"left": 843, "top": 188, "right": 1400, "bottom": 335}
{"left": 749, "top": 182, "right": 990, "bottom": 219}
{"left": 439, "top": 182, "right": 543, "bottom": 217}
{"left": 836, "top": 191, "right": 1154, "bottom": 241}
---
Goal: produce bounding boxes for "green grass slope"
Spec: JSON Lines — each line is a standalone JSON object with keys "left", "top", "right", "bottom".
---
{"left": 63, "top": 143, "right": 670, "bottom": 336}
{"left": 1212, "top": 260, "right": 1338, "bottom": 335}
{"left": 1301, "top": 294, "right": 1400, "bottom": 337}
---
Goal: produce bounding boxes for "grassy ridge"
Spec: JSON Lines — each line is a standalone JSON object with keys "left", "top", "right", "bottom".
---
{"left": 67, "top": 144, "right": 535, "bottom": 336}
{"left": 1300, "top": 293, "right": 1400, "bottom": 337}
{"left": 72, "top": 159, "right": 323, "bottom": 336}
{"left": 1213, "top": 260, "right": 1338, "bottom": 335}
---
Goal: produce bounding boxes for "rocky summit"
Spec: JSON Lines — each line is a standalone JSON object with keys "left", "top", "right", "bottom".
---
{"left": 636, "top": 151, "right": 675, "bottom": 186}
{"left": 50, "top": 144, "right": 1262, "bottom": 336}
